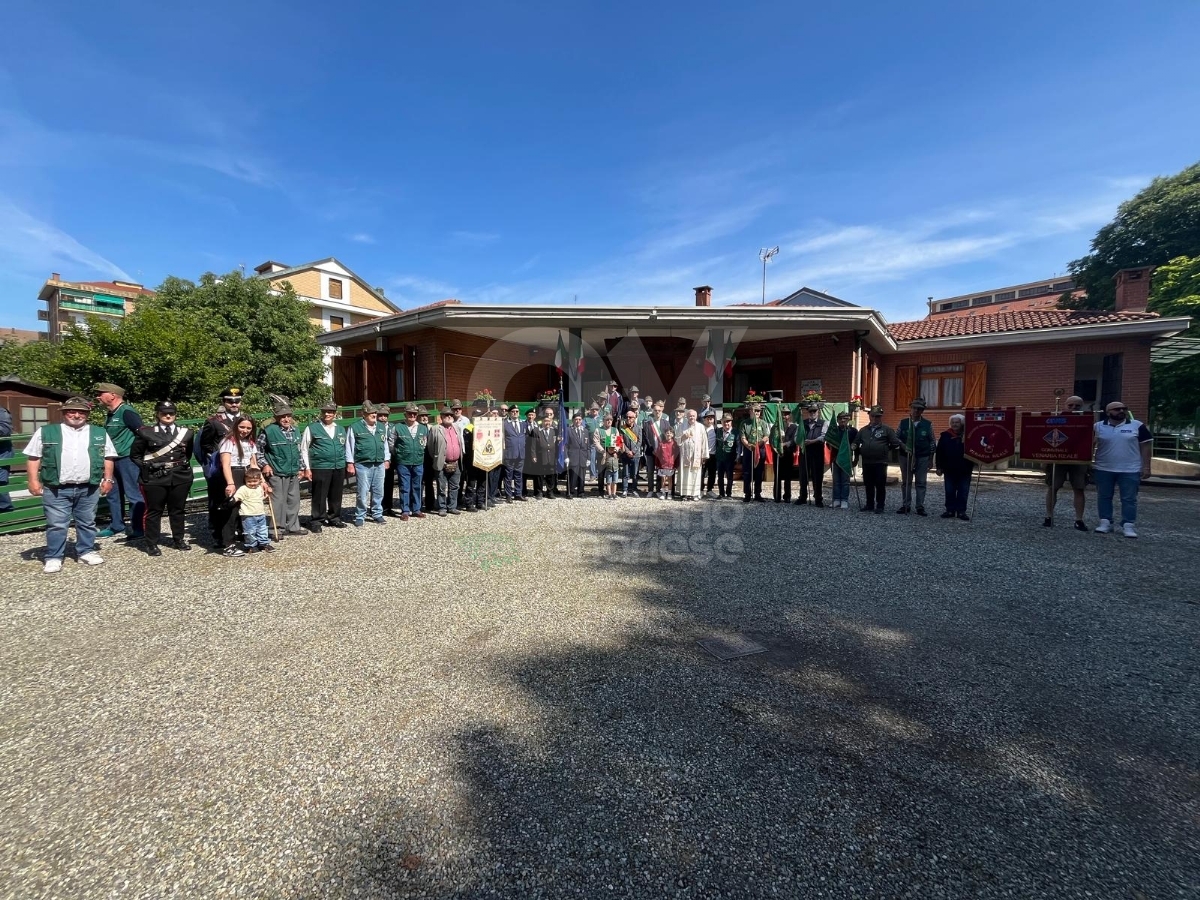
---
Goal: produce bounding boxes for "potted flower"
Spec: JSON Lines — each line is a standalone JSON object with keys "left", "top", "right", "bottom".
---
{"left": 744, "top": 389, "right": 766, "bottom": 405}
{"left": 473, "top": 388, "right": 496, "bottom": 406}
{"left": 848, "top": 394, "right": 864, "bottom": 411}
{"left": 802, "top": 389, "right": 824, "bottom": 405}
{"left": 537, "top": 389, "right": 561, "bottom": 403}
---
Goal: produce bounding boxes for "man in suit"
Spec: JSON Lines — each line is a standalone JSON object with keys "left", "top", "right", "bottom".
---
{"left": 642, "top": 400, "right": 670, "bottom": 497}
{"left": 501, "top": 405, "right": 527, "bottom": 501}
{"left": 529, "top": 408, "right": 560, "bottom": 498}
{"left": 798, "top": 402, "right": 829, "bottom": 507}
{"left": 566, "top": 412, "right": 591, "bottom": 498}
{"left": 774, "top": 407, "right": 799, "bottom": 502}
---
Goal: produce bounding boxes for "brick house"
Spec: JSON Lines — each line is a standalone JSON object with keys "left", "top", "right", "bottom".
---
{"left": 317, "top": 268, "right": 1190, "bottom": 436}
{"left": 37, "top": 274, "right": 155, "bottom": 342}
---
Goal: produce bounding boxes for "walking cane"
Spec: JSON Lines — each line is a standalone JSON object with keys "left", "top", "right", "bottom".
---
{"left": 850, "top": 460, "right": 862, "bottom": 511}
{"left": 267, "top": 488, "right": 279, "bottom": 542}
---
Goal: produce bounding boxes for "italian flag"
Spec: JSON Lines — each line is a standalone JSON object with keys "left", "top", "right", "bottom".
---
{"left": 570, "top": 332, "right": 585, "bottom": 376}
{"left": 703, "top": 330, "right": 718, "bottom": 379}
{"left": 554, "top": 332, "right": 567, "bottom": 375}
{"left": 724, "top": 334, "right": 737, "bottom": 377}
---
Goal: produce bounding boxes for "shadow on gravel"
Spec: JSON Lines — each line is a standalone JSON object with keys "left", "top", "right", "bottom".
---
{"left": 304, "top": 500, "right": 1199, "bottom": 899}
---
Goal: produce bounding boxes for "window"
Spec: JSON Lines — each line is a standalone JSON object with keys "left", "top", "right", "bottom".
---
{"left": 971, "top": 296, "right": 992, "bottom": 306}
{"left": 994, "top": 290, "right": 1016, "bottom": 302}
{"left": 1018, "top": 285, "right": 1051, "bottom": 298}
{"left": 329, "top": 315, "right": 344, "bottom": 331}
{"left": 328, "top": 278, "right": 343, "bottom": 300}
{"left": 20, "top": 405, "right": 49, "bottom": 434}
{"left": 1051, "top": 280, "right": 1075, "bottom": 292}
{"left": 939, "top": 299, "right": 969, "bottom": 312}
{"left": 919, "top": 364, "right": 964, "bottom": 408}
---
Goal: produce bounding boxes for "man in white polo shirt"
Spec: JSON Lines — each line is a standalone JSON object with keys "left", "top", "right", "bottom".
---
{"left": 25, "top": 396, "right": 118, "bottom": 573}
{"left": 1092, "top": 400, "right": 1153, "bottom": 538}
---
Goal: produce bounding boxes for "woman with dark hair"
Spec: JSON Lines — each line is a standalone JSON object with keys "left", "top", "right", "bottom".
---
{"left": 215, "top": 416, "right": 260, "bottom": 555}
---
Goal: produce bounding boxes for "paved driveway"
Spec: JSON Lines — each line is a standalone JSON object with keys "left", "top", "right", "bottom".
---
{"left": 2, "top": 479, "right": 1196, "bottom": 898}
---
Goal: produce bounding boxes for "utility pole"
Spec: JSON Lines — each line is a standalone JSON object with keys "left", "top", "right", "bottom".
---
{"left": 759, "top": 246, "right": 779, "bottom": 305}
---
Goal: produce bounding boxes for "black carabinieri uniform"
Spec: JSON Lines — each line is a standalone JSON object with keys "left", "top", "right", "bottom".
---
{"left": 131, "top": 422, "right": 196, "bottom": 548}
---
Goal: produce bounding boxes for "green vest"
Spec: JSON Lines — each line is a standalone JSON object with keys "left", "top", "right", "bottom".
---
{"left": 261, "top": 423, "right": 301, "bottom": 476}
{"left": 37, "top": 423, "right": 107, "bottom": 486}
{"left": 105, "top": 401, "right": 137, "bottom": 456}
{"left": 392, "top": 422, "right": 429, "bottom": 466}
{"left": 351, "top": 419, "right": 387, "bottom": 464}
{"left": 306, "top": 421, "right": 347, "bottom": 470}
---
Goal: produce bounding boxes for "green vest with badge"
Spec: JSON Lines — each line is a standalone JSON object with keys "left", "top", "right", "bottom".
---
{"left": 261, "top": 423, "right": 301, "bottom": 476}
{"left": 392, "top": 422, "right": 429, "bottom": 466}
{"left": 351, "top": 419, "right": 387, "bottom": 465}
{"left": 306, "top": 421, "right": 347, "bottom": 470}
{"left": 36, "top": 424, "right": 108, "bottom": 486}
{"left": 105, "top": 401, "right": 137, "bottom": 456}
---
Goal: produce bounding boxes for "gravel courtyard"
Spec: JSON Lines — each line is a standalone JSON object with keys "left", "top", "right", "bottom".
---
{"left": 2, "top": 478, "right": 1197, "bottom": 899}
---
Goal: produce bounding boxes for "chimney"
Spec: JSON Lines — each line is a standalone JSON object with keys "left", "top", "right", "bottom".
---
{"left": 51, "top": 272, "right": 60, "bottom": 281}
{"left": 1113, "top": 266, "right": 1153, "bottom": 313}
{"left": 694, "top": 285, "right": 712, "bottom": 307}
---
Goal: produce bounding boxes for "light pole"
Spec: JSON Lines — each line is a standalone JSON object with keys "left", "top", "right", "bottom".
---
{"left": 759, "top": 246, "right": 779, "bottom": 305}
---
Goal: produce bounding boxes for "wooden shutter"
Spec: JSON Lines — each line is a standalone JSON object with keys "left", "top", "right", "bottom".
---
{"left": 894, "top": 365, "right": 917, "bottom": 410}
{"left": 964, "top": 360, "right": 987, "bottom": 408}
{"left": 332, "top": 355, "right": 361, "bottom": 406}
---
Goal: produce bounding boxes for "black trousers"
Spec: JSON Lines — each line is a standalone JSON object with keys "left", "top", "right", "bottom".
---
{"left": 775, "top": 452, "right": 796, "bottom": 501}
{"left": 741, "top": 448, "right": 764, "bottom": 498}
{"left": 310, "top": 467, "right": 346, "bottom": 522}
{"left": 142, "top": 470, "right": 193, "bottom": 543}
{"left": 206, "top": 472, "right": 226, "bottom": 539}
{"left": 800, "top": 450, "right": 825, "bottom": 503}
{"left": 703, "top": 456, "right": 717, "bottom": 493}
{"left": 567, "top": 465, "right": 586, "bottom": 496}
{"left": 382, "top": 463, "right": 396, "bottom": 511}
{"left": 862, "top": 462, "right": 887, "bottom": 509}
{"left": 217, "top": 467, "right": 248, "bottom": 547}
{"left": 533, "top": 472, "right": 559, "bottom": 496}
{"left": 423, "top": 460, "right": 438, "bottom": 511}
{"left": 717, "top": 457, "right": 736, "bottom": 496}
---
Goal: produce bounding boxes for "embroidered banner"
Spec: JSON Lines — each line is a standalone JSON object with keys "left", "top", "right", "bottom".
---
{"left": 964, "top": 407, "right": 1016, "bottom": 464}
{"left": 1018, "top": 412, "right": 1093, "bottom": 464}
{"left": 472, "top": 419, "right": 505, "bottom": 471}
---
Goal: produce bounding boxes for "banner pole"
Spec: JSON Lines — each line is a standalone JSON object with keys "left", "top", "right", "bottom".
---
{"left": 971, "top": 464, "right": 982, "bottom": 521}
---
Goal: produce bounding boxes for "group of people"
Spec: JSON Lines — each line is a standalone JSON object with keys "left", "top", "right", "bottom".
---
{"left": 21, "top": 382, "right": 1156, "bottom": 573}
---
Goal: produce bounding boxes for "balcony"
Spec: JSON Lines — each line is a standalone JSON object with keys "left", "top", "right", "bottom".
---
{"left": 59, "top": 299, "right": 125, "bottom": 315}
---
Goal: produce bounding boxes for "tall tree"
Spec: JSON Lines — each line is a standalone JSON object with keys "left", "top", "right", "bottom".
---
{"left": 1148, "top": 255, "right": 1200, "bottom": 426}
{"left": 142, "top": 270, "right": 330, "bottom": 409}
{"left": 1061, "top": 162, "right": 1200, "bottom": 310}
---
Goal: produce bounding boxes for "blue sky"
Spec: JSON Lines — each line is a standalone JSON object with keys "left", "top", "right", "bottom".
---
{"left": 2, "top": 1, "right": 1199, "bottom": 330}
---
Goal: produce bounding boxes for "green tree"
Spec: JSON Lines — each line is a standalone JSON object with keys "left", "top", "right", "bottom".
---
{"left": 146, "top": 271, "right": 329, "bottom": 409}
{"left": 1148, "top": 255, "right": 1200, "bottom": 426}
{"left": 1061, "top": 162, "right": 1200, "bottom": 310}
{"left": 0, "top": 338, "right": 61, "bottom": 386}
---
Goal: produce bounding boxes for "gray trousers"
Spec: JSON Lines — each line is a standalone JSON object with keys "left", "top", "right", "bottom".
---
{"left": 899, "top": 455, "right": 931, "bottom": 509}
{"left": 267, "top": 473, "right": 302, "bottom": 533}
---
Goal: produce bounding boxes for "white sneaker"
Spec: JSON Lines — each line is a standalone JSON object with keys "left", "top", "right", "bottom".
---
{"left": 1122, "top": 522, "right": 1138, "bottom": 539}
{"left": 841, "top": 501, "right": 850, "bottom": 509}
{"left": 43, "top": 558, "right": 63, "bottom": 574}
{"left": 78, "top": 551, "right": 105, "bottom": 566}
{"left": 1095, "top": 519, "right": 1112, "bottom": 534}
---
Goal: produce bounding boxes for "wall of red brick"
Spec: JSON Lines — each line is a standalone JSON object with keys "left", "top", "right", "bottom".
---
{"left": 393, "top": 329, "right": 553, "bottom": 402}
{"left": 733, "top": 331, "right": 867, "bottom": 402}
{"left": 878, "top": 336, "right": 1154, "bottom": 433}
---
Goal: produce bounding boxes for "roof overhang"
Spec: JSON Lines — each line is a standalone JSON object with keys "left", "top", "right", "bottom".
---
{"left": 891, "top": 317, "right": 1192, "bottom": 352}
{"left": 1151, "top": 334, "right": 1200, "bottom": 365}
{"left": 317, "top": 304, "right": 899, "bottom": 352}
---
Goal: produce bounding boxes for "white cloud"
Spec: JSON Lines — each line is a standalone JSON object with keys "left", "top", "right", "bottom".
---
{"left": 0, "top": 197, "right": 131, "bottom": 281}
{"left": 389, "top": 274, "right": 458, "bottom": 303}
{"left": 348, "top": 232, "right": 376, "bottom": 244}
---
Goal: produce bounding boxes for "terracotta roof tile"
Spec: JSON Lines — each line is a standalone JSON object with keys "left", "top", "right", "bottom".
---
{"left": 75, "top": 281, "right": 156, "bottom": 297}
{"left": 890, "top": 309, "right": 1160, "bottom": 341}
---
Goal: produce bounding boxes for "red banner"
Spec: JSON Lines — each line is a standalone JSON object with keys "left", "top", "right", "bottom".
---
{"left": 964, "top": 408, "right": 1016, "bottom": 464}
{"left": 1018, "top": 413, "right": 1094, "bottom": 464}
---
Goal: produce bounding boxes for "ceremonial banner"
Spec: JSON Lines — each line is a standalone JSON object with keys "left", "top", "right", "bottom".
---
{"left": 472, "top": 418, "right": 504, "bottom": 471}
{"left": 1018, "top": 413, "right": 1093, "bottom": 464}
{"left": 964, "top": 407, "right": 1016, "bottom": 465}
